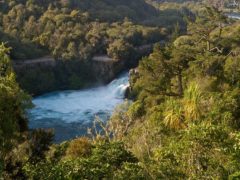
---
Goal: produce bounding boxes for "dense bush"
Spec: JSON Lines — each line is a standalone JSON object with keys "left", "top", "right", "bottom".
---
{"left": 66, "top": 137, "right": 92, "bottom": 158}
{"left": 118, "top": 6, "right": 240, "bottom": 179}
{"left": 0, "top": 0, "right": 188, "bottom": 61}
{"left": 0, "top": 44, "right": 30, "bottom": 170}
{"left": 2, "top": 2, "right": 240, "bottom": 180}
{"left": 23, "top": 141, "right": 142, "bottom": 179}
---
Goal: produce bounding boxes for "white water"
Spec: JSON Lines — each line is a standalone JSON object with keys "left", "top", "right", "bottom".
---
{"left": 227, "top": 13, "right": 240, "bottom": 19}
{"left": 28, "top": 72, "right": 129, "bottom": 142}
{"left": 228, "top": 14, "right": 240, "bottom": 19}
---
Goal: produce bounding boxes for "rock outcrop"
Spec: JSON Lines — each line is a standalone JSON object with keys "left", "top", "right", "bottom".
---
{"left": 12, "top": 44, "right": 153, "bottom": 95}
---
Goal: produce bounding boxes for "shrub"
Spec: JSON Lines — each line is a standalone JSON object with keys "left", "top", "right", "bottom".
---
{"left": 66, "top": 137, "right": 92, "bottom": 158}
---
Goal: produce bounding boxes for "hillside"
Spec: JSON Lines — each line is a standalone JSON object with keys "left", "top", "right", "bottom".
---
{"left": 0, "top": 0, "right": 190, "bottom": 95}
{"left": 0, "top": 0, "right": 187, "bottom": 60}
{"left": 2, "top": 1, "right": 240, "bottom": 179}
{"left": 2, "top": 6, "right": 240, "bottom": 178}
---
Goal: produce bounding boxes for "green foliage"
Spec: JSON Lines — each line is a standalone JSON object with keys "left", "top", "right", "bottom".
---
{"left": 3, "top": 4, "right": 240, "bottom": 180}
{"left": 0, "top": 43, "right": 30, "bottom": 160}
{"left": 23, "top": 141, "right": 141, "bottom": 179}
{"left": 149, "top": 123, "right": 239, "bottom": 179}
{"left": 66, "top": 137, "right": 92, "bottom": 158}
{"left": 0, "top": 43, "right": 33, "bottom": 179}
{"left": 29, "top": 129, "right": 54, "bottom": 163}
{"left": 123, "top": 6, "right": 240, "bottom": 179}
{"left": 224, "top": 56, "right": 240, "bottom": 86}
{"left": 107, "top": 39, "right": 135, "bottom": 61}
{"left": 0, "top": 0, "right": 182, "bottom": 61}
{"left": 2, "top": 129, "right": 54, "bottom": 179}
{"left": 0, "top": 0, "right": 189, "bottom": 96}
{"left": 113, "top": 162, "right": 146, "bottom": 179}
{"left": 163, "top": 98, "right": 185, "bottom": 130}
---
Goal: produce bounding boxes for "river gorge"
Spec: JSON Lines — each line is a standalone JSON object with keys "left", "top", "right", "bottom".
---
{"left": 26, "top": 14, "right": 240, "bottom": 143}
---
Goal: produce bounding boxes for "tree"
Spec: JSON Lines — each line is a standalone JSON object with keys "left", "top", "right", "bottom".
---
{"left": 187, "top": 6, "right": 227, "bottom": 53}
{"left": 107, "top": 39, "right": 135, "bottom": 61}
{"left": 0, "top": 43, "right": 30, "bottom": 176}
{"left": 131, "top": 44, "right": 181, "bottom": 109}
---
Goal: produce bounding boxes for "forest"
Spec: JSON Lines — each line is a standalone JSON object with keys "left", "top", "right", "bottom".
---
{"left": 1, "top": 0, "right": 240, "bottom": 179}
{"left": 0, "top": 0, "right": 187, "bottom": 60}
{"left": 0, "top": 0, "right": 190, "bottom": 95}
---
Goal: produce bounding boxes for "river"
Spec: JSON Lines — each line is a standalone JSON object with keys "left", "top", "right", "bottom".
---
{"left": 28, "top": 14, "right": 240, "bottom": 143}
{"left": 28, "top": 72, "right": 129, "bottom": 142}
{"left": 226, "top": 13, "right": 240, "bottom": 19}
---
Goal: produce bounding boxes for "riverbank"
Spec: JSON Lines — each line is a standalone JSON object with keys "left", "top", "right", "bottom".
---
{"left": 13, "top": 44, "right": 153, "bottom": 96}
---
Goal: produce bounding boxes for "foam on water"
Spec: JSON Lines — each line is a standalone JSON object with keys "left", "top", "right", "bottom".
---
{"left": 28, "top": 71, "right": 130, "bottom": 142}
{"left": 226, "top": 13, "right": 240, "bottom": 20}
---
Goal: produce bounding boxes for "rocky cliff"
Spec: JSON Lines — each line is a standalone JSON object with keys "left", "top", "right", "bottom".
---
{"left": 13, "top": 44, "right": 153, "bottom": 96}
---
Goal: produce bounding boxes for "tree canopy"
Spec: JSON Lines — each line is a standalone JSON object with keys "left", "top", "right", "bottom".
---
{"left": 1, "top": 3, "right": 240, "bottom": 180}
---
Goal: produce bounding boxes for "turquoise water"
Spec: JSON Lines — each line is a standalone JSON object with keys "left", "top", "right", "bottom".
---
{"left": 227, "top": 13, "right": 240, "bottom": 19}
{"left": 28, "top": 72, "right": 129, "bottom": 142}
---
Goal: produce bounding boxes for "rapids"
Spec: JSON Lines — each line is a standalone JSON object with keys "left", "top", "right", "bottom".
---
{"left": 28, "top": 72, "right": 129, "bottom": 142}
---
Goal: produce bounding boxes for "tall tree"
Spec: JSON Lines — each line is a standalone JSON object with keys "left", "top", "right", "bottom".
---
{"left": 0, "top": 43, "right": 30, "bottom": 176}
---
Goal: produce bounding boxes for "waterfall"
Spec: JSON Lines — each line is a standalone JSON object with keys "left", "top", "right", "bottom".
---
{"left": 114, "top": 84, "right": 129, "bottom": 99}
{"left": 28, "top": 71, "right": 130, "bottom": 142}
